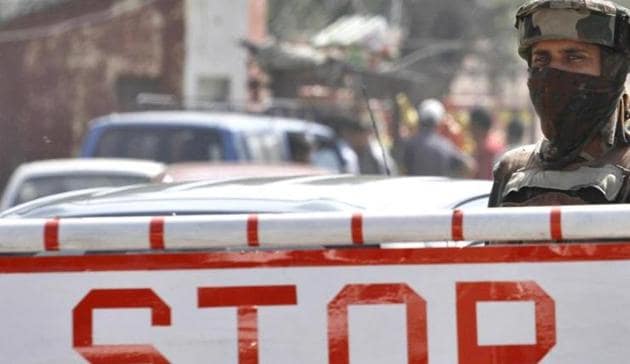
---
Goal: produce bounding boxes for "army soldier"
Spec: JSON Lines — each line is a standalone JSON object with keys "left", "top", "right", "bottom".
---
{"left": 489, "top": 0, "right": 630, "bottom": 207}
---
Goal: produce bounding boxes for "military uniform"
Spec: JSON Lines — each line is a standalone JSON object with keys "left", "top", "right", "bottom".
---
{"left": 490, "top": 0, "right": 630, "bottom": 207}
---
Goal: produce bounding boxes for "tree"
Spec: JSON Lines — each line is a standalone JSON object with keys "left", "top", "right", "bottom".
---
{"left": 266, "top": 0, "right": 502, "bottom": 101}
{"left": 266, "top": 0, "right": 630, "bottom": 105}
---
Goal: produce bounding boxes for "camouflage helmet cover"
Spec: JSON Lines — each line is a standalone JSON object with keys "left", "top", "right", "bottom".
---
{"left": 515, "top": 0, "right": 630, "bottom": 59}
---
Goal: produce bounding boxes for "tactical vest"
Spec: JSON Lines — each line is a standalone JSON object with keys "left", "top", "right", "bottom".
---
{"left": 488, "top": 142, "right": 630, "bottom": 207}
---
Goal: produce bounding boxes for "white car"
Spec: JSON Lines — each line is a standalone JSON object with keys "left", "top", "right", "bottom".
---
{"left": 2, "top": 175, "right": 491, "bottom": 218}
{"left": 0, "top": 175, "right": 491, "bottom": 248}
{"left": 0, "top": 158, "right": 165, "bottom": 210}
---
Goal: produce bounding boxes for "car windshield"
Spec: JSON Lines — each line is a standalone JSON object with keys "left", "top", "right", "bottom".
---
{"left": 94, "top": 127, "right": 225, "bottom": 163}
{"left": 13, "top": 174, "right": 149, "bottom": 207}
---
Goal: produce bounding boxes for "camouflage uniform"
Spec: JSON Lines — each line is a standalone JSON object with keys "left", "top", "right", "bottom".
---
{"left": 489, "top": 0, "right": 630, "bottom": 207}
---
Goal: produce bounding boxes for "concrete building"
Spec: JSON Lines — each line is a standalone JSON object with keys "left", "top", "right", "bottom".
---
{"left": 184, "top": 0, "right": 266, "bottom": 105}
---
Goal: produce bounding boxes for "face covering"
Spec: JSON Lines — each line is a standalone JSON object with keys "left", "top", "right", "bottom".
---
{"left": 528, "top": 66, "right": 626, "bottom": 169}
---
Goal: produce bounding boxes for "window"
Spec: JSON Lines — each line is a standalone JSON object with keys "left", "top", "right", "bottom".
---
{"left": 197, "top": 76, "right": 231, "bottom": 102}
{"left": 13, "top": 174, "right": 149, "bottom": 206}
{"left": 94, "top": 127, "right": 225, "bottom": 163}
{"left": 244, "top": 131, "right": 284, "bottom": 163}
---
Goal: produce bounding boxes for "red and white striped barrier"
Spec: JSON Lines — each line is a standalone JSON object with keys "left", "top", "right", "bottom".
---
{"left": 0, "top": 204, "right": 629, "bottom": 253}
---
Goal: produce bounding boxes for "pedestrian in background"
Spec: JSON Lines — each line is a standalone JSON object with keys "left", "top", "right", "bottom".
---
{"left": 338, "top": 117, "right": 394, "bottom": 175}
{"left": 403, "top": 99, "right": 475, "bottom": 177}
{"left": 470, "top": 107, "right": 504, "bottom": 180}
{"left": 505, "top": 116, "right": 525, "bottom": 151}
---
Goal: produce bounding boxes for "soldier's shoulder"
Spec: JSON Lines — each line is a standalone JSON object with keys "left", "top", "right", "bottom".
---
{"left": 614, "top": 144, "right": 630, "bottom": 168}
{"left": 493, "top": 144, "right": 537, "bottom": 177}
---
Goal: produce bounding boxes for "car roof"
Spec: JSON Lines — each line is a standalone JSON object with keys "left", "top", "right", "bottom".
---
{"left": 0, "top": 158, "right": 167, "bottom": 211}
{"left": 158, "top": 162, "right": 330, "bottom": 182}
{"left": 268, "top": 116, "right": 335, "bottom": 136}
{"left": 7, "top": 158, "right": 166, "bottom": 178}
{"left": 89, "top": 111, "right": 338, "bottom": 136}
{"left": 89, "top": 111, "right": 333, "bottom": 132}
{"left": 2, "top": 175, "right": 492, "bottom": 218}
{"left": 90, "top": 111, "right": 278, "bottom": 130}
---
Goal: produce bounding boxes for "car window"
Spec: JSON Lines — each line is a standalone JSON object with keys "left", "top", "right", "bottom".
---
{"left": 312, "top": 136, "right": 343, "bottom": 172}
{"left": 285, "top": 131, "right": 344, "bottom": 172}
{"left": 13, "top": 174, "right": 150, "bottom": 207}
{"left": 244, "top": 131, "right": 284, "bottom": 163}
{"left": 94, "top": 127, "right": 225, "bottom": 163}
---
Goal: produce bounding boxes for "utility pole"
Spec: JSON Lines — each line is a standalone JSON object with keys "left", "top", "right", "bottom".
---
{"left": 390, "top": 0, "right": 403, "bottom": 27}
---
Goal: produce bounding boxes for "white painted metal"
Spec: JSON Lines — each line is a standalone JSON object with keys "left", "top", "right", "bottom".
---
{"left": 58, "top": 217, "right": 154, "bottom": 251}
{"left": 258, "top": 213, "right": 355, "bottom": 246}
{"left": 2, "top": 252, "right": 630, "bottom": 362}
{"left": 163, "top": 215, "right": 249, "bottom": 247}
{"left": 362, "top": 211, "right": 453, "bottom": 243}
{"left": 463, "top": 206, "right": 553, "bottom": 241}
{"left": 0, "top": 219, "right": 49, "bottom": 252}
{"left": 561, "top": 204, "right": 630, "bottom": 240}
{"left": 2, "top": 205, "right": 630, "bottom": 253}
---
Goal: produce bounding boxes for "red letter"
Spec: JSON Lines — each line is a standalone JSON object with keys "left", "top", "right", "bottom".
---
{"left": 327, "top": 284, "right": 428, "bottom": 364}
{"left": 73, "top": 288, "right": 171, "bottom": 364}
{"left": 456, "top": 281, "right": 556, "bottom": 364}
{"left": 198, "top": 285, "right": 297, "bottom": 364}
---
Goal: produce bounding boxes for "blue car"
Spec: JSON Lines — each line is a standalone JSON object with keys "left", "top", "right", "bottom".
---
{"left": 79, "top": 111, "right": 358, "bottom": 173}
{"left": 79, "top": 111, "right": 285, "bottom": 164}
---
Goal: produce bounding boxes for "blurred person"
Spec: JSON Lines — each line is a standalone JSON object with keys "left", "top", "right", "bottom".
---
{"left": 506, "top": 116, "right": 525, "bottom": 151}
{"left": 490, "top": 0, "right": 630, "bottom": 207}
{"left": 287, "top": 133, "right": 312, "bottom": 164}
{"left": 395, "top": 93, "right": 420, "bottom": 138}
{"left": 319, "top": 115, "right": 361, "bottom": 174}
{"left": 338, "top": 117, "right": 395, "bottom": 175}
{"left": 403, "top": 99, "right": 475, "bottom": 177}
{"left": 438, "top": 113, "right": 467, "bottom": 151}
{"left": 470, "top": 107, "right": 505, "bottom": 180}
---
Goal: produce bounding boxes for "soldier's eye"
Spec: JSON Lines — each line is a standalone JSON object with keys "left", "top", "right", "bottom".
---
{"left": 532, "top": 55, "right": 549, "bottom": 66}
{"left": 567, "top": 54, "right": 585, "bottom": 62}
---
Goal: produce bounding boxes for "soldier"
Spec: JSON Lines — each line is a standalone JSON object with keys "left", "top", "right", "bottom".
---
{"left": 489, "top": 0, "right": 630, "bottom": 207}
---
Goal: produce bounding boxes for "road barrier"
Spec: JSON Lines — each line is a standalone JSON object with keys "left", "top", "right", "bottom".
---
{"left": 1, "top": 204, "right": 629, "bottom": 252}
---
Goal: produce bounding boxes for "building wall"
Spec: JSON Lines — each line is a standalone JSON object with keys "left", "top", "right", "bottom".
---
{"left": 0, "top": 0, "right": 184, "bottom": 188}
{"left": 184, "top": 0, "right": 265, "bottom": 106}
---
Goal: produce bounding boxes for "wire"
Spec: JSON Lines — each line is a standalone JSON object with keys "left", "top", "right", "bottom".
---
{"left": 361, "top": 84, "right": 392, "bottom": 176}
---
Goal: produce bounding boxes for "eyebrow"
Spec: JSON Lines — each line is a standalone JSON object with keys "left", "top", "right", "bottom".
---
{"left": 532, "top": 48, "right": 589, "bottom": 55}
{"left": 560, "top": 48, "right": 589, "bottom": 54}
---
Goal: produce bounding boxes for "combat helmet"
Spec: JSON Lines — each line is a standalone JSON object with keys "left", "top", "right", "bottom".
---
{"left": 515, "top": 0, "right": 630, "bottom": 60}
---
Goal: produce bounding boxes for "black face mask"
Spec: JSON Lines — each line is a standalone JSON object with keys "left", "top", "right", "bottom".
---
{"left": 528, "top": 67, "right": 625, "bottom": 169}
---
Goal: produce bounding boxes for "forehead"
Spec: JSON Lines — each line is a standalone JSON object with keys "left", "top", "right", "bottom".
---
{"left": 531, "top": 39, "right": 600, "bottom": 53}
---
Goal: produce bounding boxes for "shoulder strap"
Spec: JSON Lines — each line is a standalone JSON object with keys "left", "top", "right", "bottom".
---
{"left": 489, "top": 144, "right": 537, "bottom": 207}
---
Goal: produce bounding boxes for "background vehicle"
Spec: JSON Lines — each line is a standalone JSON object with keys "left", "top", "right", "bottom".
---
{"left": 155, "top": 162, "right": 329, "bottom": 183}
{"left": 0, "top": 158, "right": 165, "bottom": 211}
{"left": 1, "top": 175, "right": 491, "bottom": 219}
{"left": 79, "top": 111, "right": 285, "bottom": 164}
{"left": 79, "top": 111, "right": 357, "bottom": 173}
{"left": 271, "top": 117, "right": 360, "bottom": 174}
